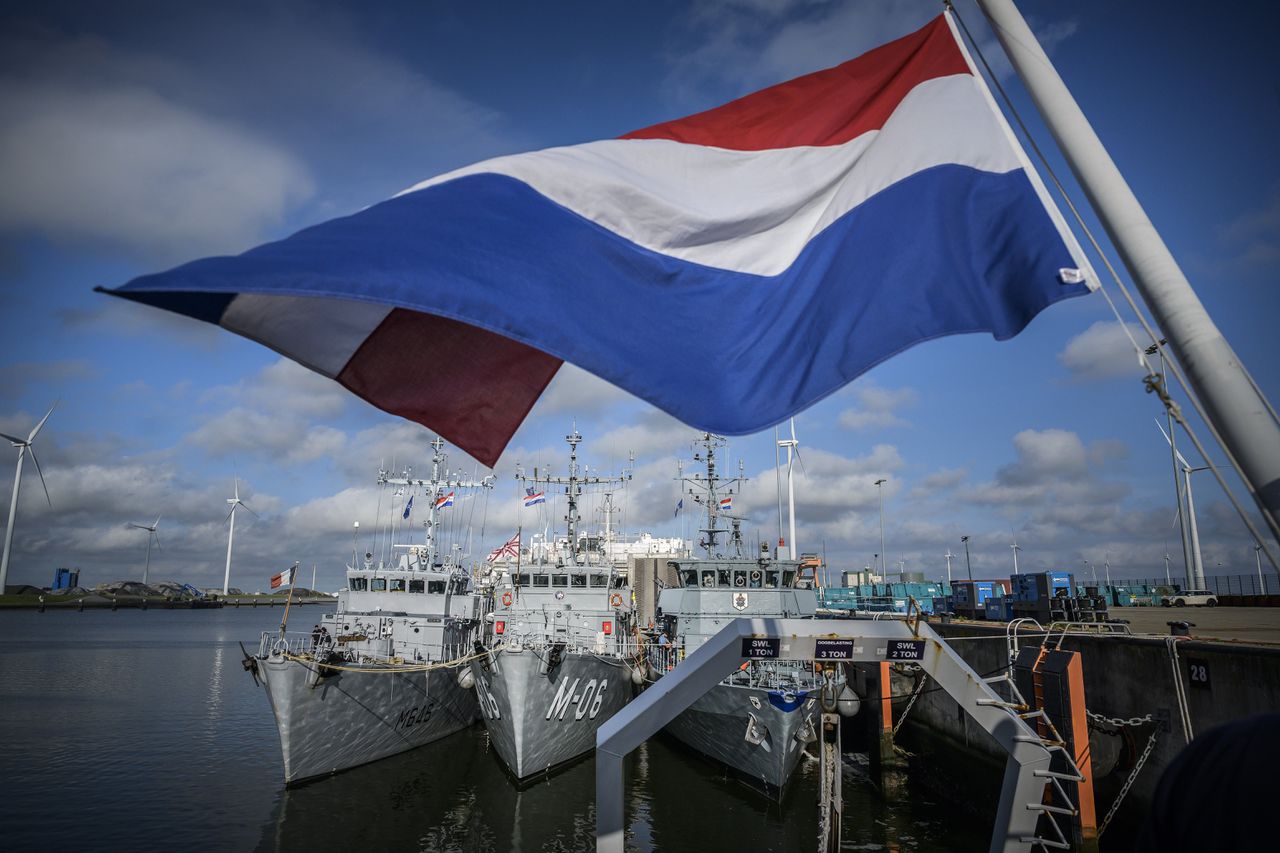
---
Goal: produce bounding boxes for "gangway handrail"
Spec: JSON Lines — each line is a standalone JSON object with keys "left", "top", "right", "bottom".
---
{"left": 595, "top": 617, "right": 1065, "bottom": 853}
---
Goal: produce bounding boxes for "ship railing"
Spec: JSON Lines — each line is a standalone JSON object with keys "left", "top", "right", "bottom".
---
{"left": 258, "top": 631, "right": 320, "bottom": 657}
{"left": 499, "top": 634, "right": 647, "bottom": 660}
{"left": 257, "top": 631, "right": 473, "bottom": 666}
{"left": 644, "top": 642, "right": 834, "bottom": 690}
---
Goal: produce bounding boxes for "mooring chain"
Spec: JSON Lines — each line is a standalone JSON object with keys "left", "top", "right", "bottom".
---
{"left": 1086, "top": 710, "right": 1154, "bottom": 731}
{"left": 892, "top": 673, "right": 928, "bottom": 736}
{"left": 1098, "top": 727, "right": 1160, "bottom": 838}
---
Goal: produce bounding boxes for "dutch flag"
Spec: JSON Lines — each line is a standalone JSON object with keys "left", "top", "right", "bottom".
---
{"left": 719, "top": 497, "right": 733, "bottom": 512}
{"left": 523, "top": 491, "right": 546, "bottom": 508}
{"left": 435, "top": 491, "right": 454, "bottom": 509}
{"left": 103, "top": 14, "right": 1092, "bottom": 469}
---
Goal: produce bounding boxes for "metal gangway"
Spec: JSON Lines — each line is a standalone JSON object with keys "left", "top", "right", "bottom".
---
{"left": 595, "top": 615, "right": 1090, "bottom": 853}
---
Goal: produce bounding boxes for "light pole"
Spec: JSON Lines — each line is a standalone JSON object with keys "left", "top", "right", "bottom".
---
{"left": 961, "top": 535, "right": 973, "bottom": 583}
{"left": 874, "top": 478, "right": 887, "bottom": 578}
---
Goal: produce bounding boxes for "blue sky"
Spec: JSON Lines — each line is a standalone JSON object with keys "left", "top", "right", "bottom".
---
{"left": 1, "top": 0, "right": 1276, "bottom": 592}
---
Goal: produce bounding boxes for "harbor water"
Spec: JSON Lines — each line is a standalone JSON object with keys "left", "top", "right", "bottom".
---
{"left": 0, "top": 608, "right": 987, "bottom": 851}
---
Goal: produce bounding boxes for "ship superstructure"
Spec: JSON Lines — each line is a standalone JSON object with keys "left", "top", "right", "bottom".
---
{"left": 247, "top": 438, "right": 491, "bottom": 784}
{"left": 647, "top": 433, "right": 829, "bottom": 794}
{"left": 470, "top": 427, "right": 638, "bottom": 780}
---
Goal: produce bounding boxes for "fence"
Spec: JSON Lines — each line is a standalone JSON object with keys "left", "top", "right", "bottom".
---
{"left": 1123, "top": 573, "right": 1271, "bottom": 597}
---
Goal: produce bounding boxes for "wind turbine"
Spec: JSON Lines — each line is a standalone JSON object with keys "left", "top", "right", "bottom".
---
{"left": 944, "top": 548, "right": 955, "bottom": 584}
{"left": 128, "top": 517, "right": 162, "bottom": 585}
{"left": 776, "top": 418, "right": 804, "bottom": 560}
{"left": 0, "top": 403, "right": 55, "bottom": 594}
{"left": 223, "top": 479, "right": 258, "bottom": 595}
{"left": 1010, "top": 535, "right": 1022, "bottom": 576}
{"left": 1156, "top": 420, "right": 1208, "bottom": 590}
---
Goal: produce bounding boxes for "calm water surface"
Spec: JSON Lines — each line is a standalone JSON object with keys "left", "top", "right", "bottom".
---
{"left": 0, "top": 608, "right": 987, "bottom": 851}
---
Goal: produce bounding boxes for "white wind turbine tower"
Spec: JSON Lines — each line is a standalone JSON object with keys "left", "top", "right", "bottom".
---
{"left": 776, "top": 418, "right": 804, "bottom": 560}
{"left": 0, "top": 403, "right": 55, "bottom": 594}
{"left": 128, "top": 517, "right": 162, "bottom": 585}
{"left": 223, "top": 479, "right": 258, "bottom": 595}
{"left": 1156, "top": 420, "right": 1207, "bottom": 590}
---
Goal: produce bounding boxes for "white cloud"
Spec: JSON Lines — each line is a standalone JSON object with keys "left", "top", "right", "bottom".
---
{"left": 1057, "top": 321, "right": 1148, "bottom": 381}
{"left": 837, "top": 381, "right": 917, "bottom": 431}
{"left": 0, "top": 80, "right": 314, "bottom": 259}
{"left": 186, "top": 407, "right": 347, "bottom": 465}
{"left": 529, "top": 364, "right": 635, "bottom": 420}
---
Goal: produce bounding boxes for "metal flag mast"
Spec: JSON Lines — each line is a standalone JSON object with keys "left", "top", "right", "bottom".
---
{"left": 515, "top": 426, "right": 631, "bottom": 566}
{"left": 378, "top": 437, "right": 494, "bottom": 570}
{"left": 971, "top": 0, "right": 1280, "bottom": 568}
{"left": 678, "top": 433, "right": 748, "bottom": 558}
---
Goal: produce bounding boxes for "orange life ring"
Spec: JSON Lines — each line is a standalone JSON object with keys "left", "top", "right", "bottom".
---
{"left": 610, "top": 593, "right": 623, "bottom": 608}
{"left": 501, "top": 591, "right": 513, "bottom": 606}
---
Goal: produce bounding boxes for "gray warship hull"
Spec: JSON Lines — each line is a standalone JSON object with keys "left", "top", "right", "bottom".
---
{"left": 259, "top": 655, "right": 478, "bottom": 784}
{"left": 471, "top": 649, "right": 631, "bottom": 779}
{"left": 663, "top": 681, "right": 816, "bottom": 794}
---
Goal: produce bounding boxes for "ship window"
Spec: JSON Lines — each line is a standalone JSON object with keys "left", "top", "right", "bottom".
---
{"left": 589, "top": 573, "right": 607, "bottom": 588}
{"left": 408, "top": 579, "right": 425, "bottom": 593}
{"left": 389, "top": 578, "right": 406, "bottom": 592}
{"left": 765, "top": 571, "right": 780, "bottom": 588}
{"left": 552, "top": 574, "right": 569, "bottom": 588}
{"left": 783, "top": 570, "right": 796, "bottom": 587}
{"left": 733, "top": 570, "right": 747, "bottom": 588}
{"left": 533, "top": 574, "right": 551, "bottom": 588}
{"left": 718, "top": 569, "right": 730, "bottom": 587}
{"left": 370, "top": 578, "right": 387, "bottom": 591}
{"left": 682, "top": 570, "right": 698, "bottom": 587}
{"left": 571, "top": 574, "right": 587, "bottom": 588}
{"left": 515, "top": 573, "right": 531, "bottom": 587}
{"left": 349, "top": 577, "right": 368, "bottom": 591}
{"left": 701, "top": 570, "right": 716, "bottom": 588}
{"left": 428, "top": 581, "right": 446, "bottom": 594}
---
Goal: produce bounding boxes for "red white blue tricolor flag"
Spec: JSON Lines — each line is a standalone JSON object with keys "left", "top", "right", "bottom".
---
{"left": 102, "top": 14, "right": 1093, "bottom": 468}
{"left": 269, "top": 565, "right": 295, "bottom": 590}
{"left": 435, "top": 491, "right": 455, "bottom": 509}
{"left": 719, "top": 496, "right": 733, "bottom": 512}
{"left": 522, "top": 490, "right": 546, "bottom": 508}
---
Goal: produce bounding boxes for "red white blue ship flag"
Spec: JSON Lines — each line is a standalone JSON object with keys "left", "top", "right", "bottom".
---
{"left": 719, "top": 496, "right": 733, "bottom": 512}
{"left": 435, "top": 491, "right": 455, "bottom": 510}
{"left": 101, "top": 14, "right": 1093, "bottom": 467}
{"left": 523, "top": 489, "right": 546, "bottom": 508}
{"left": 269, "top": 565, "right": 295, "bottom": 590}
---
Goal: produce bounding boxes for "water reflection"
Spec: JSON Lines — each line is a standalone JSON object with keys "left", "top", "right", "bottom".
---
{"left": 259, "top": 727, "right": 600, "bottom": 853}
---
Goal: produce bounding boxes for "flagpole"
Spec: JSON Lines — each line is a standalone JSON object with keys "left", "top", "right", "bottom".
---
{"left": 973, "top": 0, "right": 1280, "bottom": 552}
{"left": 280, "top": 561, "right": 299, "bottom": 637}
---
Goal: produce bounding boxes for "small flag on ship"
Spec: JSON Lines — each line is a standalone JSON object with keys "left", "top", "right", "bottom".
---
{"left": 270, "top": 565, "right": 295, "bottom": 590}
{"left": 487, "top": 532, "right": 521, "bottom": 562}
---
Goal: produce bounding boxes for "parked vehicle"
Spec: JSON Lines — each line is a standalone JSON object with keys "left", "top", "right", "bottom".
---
{"left": 1161, "top": 590, "right": 1218, "bottom": 607}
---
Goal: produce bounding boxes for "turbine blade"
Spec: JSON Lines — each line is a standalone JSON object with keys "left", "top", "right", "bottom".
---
{"left": 25, "top": 446, "right": 51, "bottom": 508}
{"left": 28, "top": 402, "right": 57, "bottom": 443}
{"left": 225, "top": 505, "right": 236, "bottom": 525}
{"left": 0, "top": 432, "right": 24, "bottom": 445}
{"left": 239, "top": 500, "right": 260, "bottom": 519}
{"left": 1154, "top": 418, "right": 1192, "bottom": 469}
{"left": 793, "top": 445, "right": 806, "bottom": 476}
{"left": 154, "top": 516, "right": 162, "bottom": 529}
{"left": 128, "top": 522, "right": 148, "bottom": 530}
{"left": 153, "top": 532, "right": 162, "bottom": 550}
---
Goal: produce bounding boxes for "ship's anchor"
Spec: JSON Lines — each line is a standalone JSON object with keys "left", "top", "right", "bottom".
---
{"left": 239, "top": 642, "right": 260, "bottom": 687}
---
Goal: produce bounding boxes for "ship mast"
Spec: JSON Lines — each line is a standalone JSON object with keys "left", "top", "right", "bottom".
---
{"left": 517, "top": 426, "right": 631, "bottom": 565}
{"left": 379, "top": 437, "right": 493, "bottom": 570}
{"left": 679, "top": 433, "right": 747, "bottom": 558}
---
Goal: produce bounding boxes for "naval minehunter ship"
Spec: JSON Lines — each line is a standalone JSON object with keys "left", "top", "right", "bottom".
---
{"left": 647, "top": 432, "right": 828, "bottom": 795}
{"left": 245, "top": 438, "right": 489, "bottom": 784}
{"left": 470, "top": 427, "right": 638, "bottom": 780}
